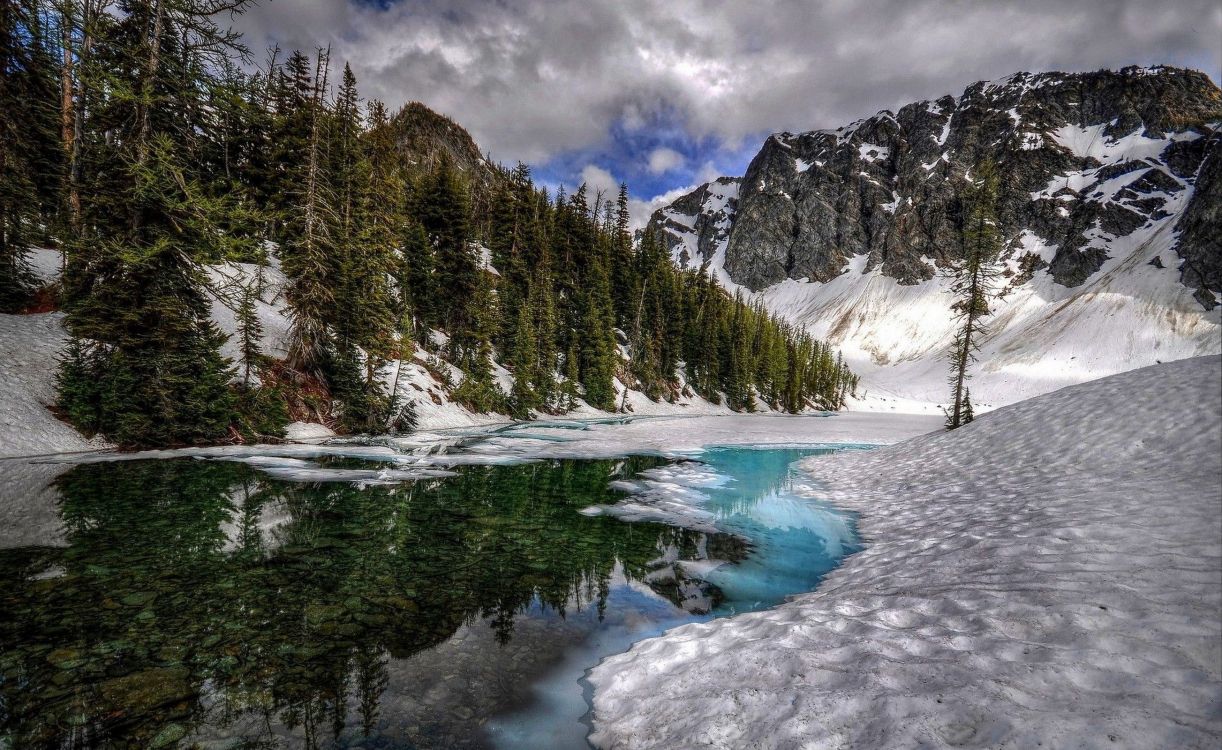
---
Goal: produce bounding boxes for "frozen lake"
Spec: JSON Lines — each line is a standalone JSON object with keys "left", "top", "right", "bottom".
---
{"left": 0, "top": 413, "right": 939, "bottom": 748}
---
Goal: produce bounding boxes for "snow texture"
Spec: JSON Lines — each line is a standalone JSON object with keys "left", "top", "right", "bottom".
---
{"left": 282, "top": 422, "right": 337, "bottom": 441}
{"left": 589, "top": 355, "right": 1222, "bottom": 750}
{"left": 730, "top": 181, "right": 1218, "bottom": 413}
{"left": 0, "top": 311, "right": 110, "bottom": 458}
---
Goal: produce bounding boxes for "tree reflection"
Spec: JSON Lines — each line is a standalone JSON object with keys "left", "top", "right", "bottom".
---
{"left": 0, "top": 456, "right": 744, "bottom": 748}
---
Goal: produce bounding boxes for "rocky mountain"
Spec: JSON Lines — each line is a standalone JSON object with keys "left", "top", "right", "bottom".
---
{"left": 647, "top": 66, "right": 1222, "bottom": 409}
{"left": 384, "top": 102, "right": 503, "bottom": 218}
{"left": 388, "top": 102, "right": 496, "bottom": 180}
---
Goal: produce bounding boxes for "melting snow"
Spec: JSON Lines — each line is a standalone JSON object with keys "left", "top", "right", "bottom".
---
{"left": 589, "top": 356, "right": 1222, "bottom": 749}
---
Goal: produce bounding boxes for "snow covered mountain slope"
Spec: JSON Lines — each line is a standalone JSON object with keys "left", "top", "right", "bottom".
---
{"left": 590, "top": 354, "right": 1222, "bottom": 750}
{"left": 648, "top": 67, "right": 1222, "bottom": 411}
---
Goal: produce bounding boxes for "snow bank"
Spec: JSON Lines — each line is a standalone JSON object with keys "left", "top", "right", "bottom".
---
{"left": 283, "top": 421, "right": 336, "bottom": 441}
{"left": 0, "top": 313, "right": 110, "bottom": 458}
{"left": 589, "top": 355, "right": 1222, "bottom": 749}
{"left": 0, "top": 251, "right": 111, "bottom": 458}
{"left": 750, "top": 187, "right": 1221, "bottom": 413}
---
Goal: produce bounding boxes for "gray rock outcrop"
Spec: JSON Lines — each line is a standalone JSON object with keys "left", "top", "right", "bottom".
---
{"left": 646, "top": 66, "right": 1221, "bottom": 308}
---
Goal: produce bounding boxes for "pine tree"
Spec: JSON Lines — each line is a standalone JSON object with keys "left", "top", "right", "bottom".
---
{"left": 414, "top": 155, "right": 476, "bottom": 355}
{"left": 531, "top": 264, "right": 560, "bottom": 410}
{"left": 401, "top": 219, "right": 435, "bottom": 335}
{"left": 508, "top": 296, "right": 538, "bottom": 416}
{"left": 945, "top": 159, "right": 1002, "bottom": 430}
{"left": 56, "top": 0, "right": 253, "bottom": 447}
{"left": 610, "top": 182, "right": 636, "bottom": 327}
{"left": 330, "top": 95, "right": 402, "bottom": 432}
{"left": 0, "top": 0, "right": 61, "bottom": 311}
{"left": 281, "top": 48, "right": 338, "bottom": 378}
{"left": 235, "top": 270, "right": 264, "bottom": 385}
{"left": 198, "top": 56, "right": 268, "bottom": 262}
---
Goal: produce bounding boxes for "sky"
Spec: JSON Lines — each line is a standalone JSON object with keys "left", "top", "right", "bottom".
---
{"left": 232, "top": 0, "right": 1222, "bottom": 225}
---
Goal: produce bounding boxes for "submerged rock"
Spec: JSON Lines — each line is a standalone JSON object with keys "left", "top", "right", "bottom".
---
{"left": 98, "top": 666, "right": 193, "bottom": 715}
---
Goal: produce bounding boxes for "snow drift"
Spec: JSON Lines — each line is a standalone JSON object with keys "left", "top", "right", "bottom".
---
{"left": 589, "top": 355, "right": 1222, "bottom": 749}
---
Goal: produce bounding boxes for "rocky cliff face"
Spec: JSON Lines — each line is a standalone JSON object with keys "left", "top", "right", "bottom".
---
{"left": 389, "top": 102, "right": 496, "bottom": 181}
{"left": 646, "top": 66, "right": 1222, "bottom": 408}
{"left": 648, "top": 177, "right": 740, "bottom": 271}
{"left": 649, "top": 66, "right": 1221, "bottom": 307}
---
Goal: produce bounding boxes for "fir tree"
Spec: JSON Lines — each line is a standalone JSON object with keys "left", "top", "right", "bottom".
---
{"left": 508, "top": 297, "right": 538, "bottom": 416}
{"left": 56, "top": 0, "right": 253, "bottom": 447}
{"left": 235, "top": 270, "right": 264, "bottom": 385}
{"left": 0, "top": 0, "right": 61, "bottom": 311}
{"left": 414, "top": 156, "right": 475, "bottom": 355}
{"left": 281, "top": 47, "right": 338, "bottom": 378}
{"left": 530, "top": 264, "right": 560, "bottom": 410}
{"left": 400, "top": 219, "right": 435, "bottom": 335}
{"left": 945, "top": 159, "right": 1002, "bottom": 430}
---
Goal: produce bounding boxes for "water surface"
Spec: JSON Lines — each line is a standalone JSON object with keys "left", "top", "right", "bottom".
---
{"left": 0, "top": 441, "right": 860, "bottom": 749}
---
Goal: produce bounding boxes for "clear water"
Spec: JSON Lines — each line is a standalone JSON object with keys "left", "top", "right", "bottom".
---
{"left": 0, "top": 442, "right": 860, "bottom": 749}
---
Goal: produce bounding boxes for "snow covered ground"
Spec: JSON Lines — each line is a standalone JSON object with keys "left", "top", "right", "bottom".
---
{"left": 588, "top": 355, "right": 1222, "bottom": 749}
{"left": 754, "top": 228, "right": 1221, "bottom": 413}
{"left": 0, "top": 311, "right": 110, "bottom": 458}
{"left": 0, "top": 253, "right": 746, "bottom": 458}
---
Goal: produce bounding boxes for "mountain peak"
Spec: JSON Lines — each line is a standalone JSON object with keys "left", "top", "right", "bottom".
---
{"left": 386, "top": 101, "right": 496, "bottom": 187}
{"left": 651, "top": 65, "right": 1220, "bottom": 296}
{"left": 645, "top": 65, "right": 1221, "bottom": 409}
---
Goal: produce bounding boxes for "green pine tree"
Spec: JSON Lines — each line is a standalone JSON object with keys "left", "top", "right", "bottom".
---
{"left": 946, "top": 159, "right": 1002, "bottom": 430}
{"left": 0, "top": 0, "right": 61, "bottom": 311}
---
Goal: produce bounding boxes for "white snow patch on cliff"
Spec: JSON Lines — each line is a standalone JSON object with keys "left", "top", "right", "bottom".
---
{"left": 1048, "top": 123, "right": 1200, "bottom": 166}
{"left": 687, "top": 137, "right": 1219, "bottom": 414}
{"left": 590, "top": 356, "right": 1222, "bottom": 750}
{"left": 857, "top": 143, "right": 890, "bottom": 163}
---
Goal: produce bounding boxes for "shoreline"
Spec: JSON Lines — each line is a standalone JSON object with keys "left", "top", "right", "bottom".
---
{"left": 588, "top": 356, "right": 1222, "bottom": 749}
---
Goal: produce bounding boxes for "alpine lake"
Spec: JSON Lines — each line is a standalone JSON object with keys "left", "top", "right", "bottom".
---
{"left": 0, "top": 425, "right": 863, "bottom": 749}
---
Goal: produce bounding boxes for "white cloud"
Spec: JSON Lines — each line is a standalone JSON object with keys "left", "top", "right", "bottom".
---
{"left": 233, "top": 0, "right": 1221, "bottom": 172}
{"left": 692, "top": 160, "right": 722, "bottom": 185}
{"left": 579, "top": 164, "right": 621, "bottom": 198}
{"left": 647, "top": 147, "right": 686, "bottom": 174}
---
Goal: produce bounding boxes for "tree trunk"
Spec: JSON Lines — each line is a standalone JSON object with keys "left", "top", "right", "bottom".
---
{"left": 59, "top": 6, "right": 74, "bottom": 247}
{"left": 135, "top": 0, "right": 164, "bottom": 169}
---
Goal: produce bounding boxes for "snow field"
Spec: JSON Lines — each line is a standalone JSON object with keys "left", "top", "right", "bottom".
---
{"left": 588, "top": 355, "right": 1222, "bottom": 750}
{"left": 0, "top": 312, "right": 110, "bottom": 458}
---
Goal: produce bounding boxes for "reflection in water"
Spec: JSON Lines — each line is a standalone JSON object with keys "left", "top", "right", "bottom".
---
{"left": 1, "top": 457, "right": 740, "bottom": 749}
{"left": 0, "top": 446, "right": 859, "bottom": 749}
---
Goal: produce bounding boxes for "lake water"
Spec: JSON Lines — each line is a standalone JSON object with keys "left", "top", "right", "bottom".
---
{"left": 0, "top": 435, "right": 863, "bottom": 749}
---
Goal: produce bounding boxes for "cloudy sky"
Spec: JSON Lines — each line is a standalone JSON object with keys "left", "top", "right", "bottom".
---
{"left": 233, "top": 0, "right": 1221, "bottom": 223}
